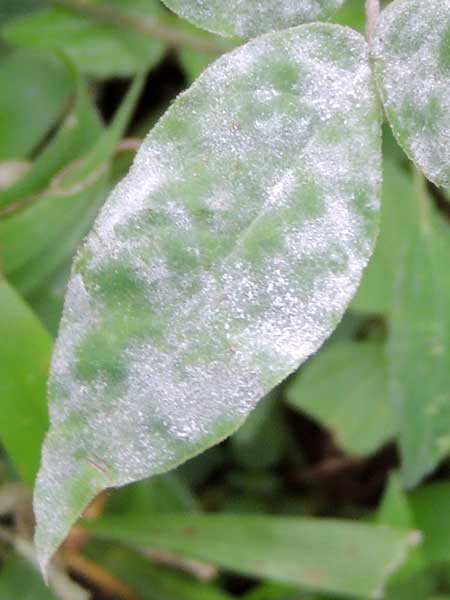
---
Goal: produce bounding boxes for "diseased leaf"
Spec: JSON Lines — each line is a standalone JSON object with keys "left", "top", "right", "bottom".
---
{"left": 0, "top": 278, "right": 51, "bottom": 485}
{"left": 387, "top": 174, "right": 450, "bottom": 487}
{"left": 160, "top": 0, "right": 344, "bottom": 39}
{"left": 86, "top": 513, "right": 415, "bottom": 598}
{"left": 2, "top": 1, "right": 166, "bottom": 78}
{"left": 34, "top": 24, "right": 381, "bottom": 574}
{"left": 286, "top": 340, "right": 395, "bottom": 456}
{"left": 374, "top": 0, "right": 450, "bottom": 187}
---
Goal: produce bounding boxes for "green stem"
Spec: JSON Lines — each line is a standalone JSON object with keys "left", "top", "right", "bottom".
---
{"left": 52, "top": 0, "right": 232, "bottom": 55}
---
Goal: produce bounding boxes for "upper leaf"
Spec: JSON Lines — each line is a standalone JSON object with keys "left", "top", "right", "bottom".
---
{"left": 34, "top": 24, "right": 381, "bottom": 574}
{"left": 374, "top": 0, "right": 450, "bottom": 187}
{"left": 160, "top": 0, "right": 344, "bottom": 39}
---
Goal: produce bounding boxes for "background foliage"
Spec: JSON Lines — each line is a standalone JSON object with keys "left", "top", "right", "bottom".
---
{"left": 0, "top": 0, "right": 449, "bottom": 598}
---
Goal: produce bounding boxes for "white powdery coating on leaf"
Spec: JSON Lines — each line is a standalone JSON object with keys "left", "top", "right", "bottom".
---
{"left": 161, "top": 0, "right": 344, "bottom": 38}
{"left": 374, "top": 0, "right": 450, "bottom": 187}
{"left": 34, "top": 24, "right": 381, "bottom": 572}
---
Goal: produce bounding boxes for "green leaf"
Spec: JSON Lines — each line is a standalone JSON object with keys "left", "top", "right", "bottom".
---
{"left": 2, "top": 2, "right": 166, "bottom": 78}
{"left": 374, "top": 0, "right": 450, "bottom": 187}
{"left": 410, "top": 482, "right": 450, "bottom": 566}
{"left": 160, "top": 0, "right": 344, "bottom": 39}
{"left": 376, "top": 474, "right": 415, "bottom": 531}
{"left": 107, "top": 473, "right": 196, "bottom": 516}
{"left": 387, "top": 174, "right": 450, "bottom": 487}
{"left": 243, "top": 583, "right": 309, "bottom": 600}
{"left": 0, "top": 555, "right": 58, "bottom": 600}
{"left": 331, "top": 0, "right": 366, "bottom": 32}
{"left": 0, "top": 278, "right": 52, "bottom": 485}
{"left": 376, "top": 474, "right": 425, "bottom": 587}
{"left": 286, "top": 340, "right": 395, "bottom": 456}
{"left": 0, "top": 0, "right": 48, "bottom": 25}
{"left": 0, "top": 50, "right": 73, "bottom": 160}
{"left": 231, "top": 392, "right": 287, "bottom": 469}
{"left": 86, "top": 513, "right": 415, "bottom": 598}
{"left": 0, "top": 76, "right": 103, "bottom": 210}
{"left": 86, "top": 543, "right": 232, "bottom": 600}
{"left": 34, "top": 24, "right": 381, "bottom": 574}
{"left": 0, "top": 74, "right": 144, "bottom": 333}
{"left": 352, "top": 159, "right": 416, "bottom": 315}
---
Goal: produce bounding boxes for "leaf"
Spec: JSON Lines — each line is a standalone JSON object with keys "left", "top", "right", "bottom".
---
{"left": 410, "top": 482, "right": 450, "bottom": 566}
{"left": 2, "top": 2, "right": 166, "bottom": 78}
{"left": 243, "top": 583, "right": 306, "bottom": 600}
{"left": 0, "top": 74, "right": 144, "bottom": 333}
{"left": 376, "top": 474, "right": 425, "bottom": 586}
{"left": 86, "top": 513, "right": 415, "bottom": 598}
{"left": 0, "top": 76, "right": 103, "bottom": 210}
{"left": 373, "top": 0, "right": 450, "bottom": 187}
{"left": 352, "top": 159, "right": 416, "bottom": 315}
{"left": 85, "top": 543, "right": 232, "bottom": 600}
{"left": 0, "top": 50, "right": 74, "bottom": 160}
{"left": 0, "top": 278, "right": 52, "bottom": 485}
{"left": 107, "top": 473, "right": 196, "bottom": 516}
{"left": 0, "top": 0, "right": 48, "bottom": 25}
{"left": 34, "top": 24, "right": 382, "bottom": 574}
{"left": 331, "top": 0, "right": 366, "bottom": 32}
{"left": 231, "top": 392, "right": 287, "bottom": 469}
{"left": 160, "top": 0, "right": 344, "bottom": 39}
{"left": 387, "top": 174, "right": 450, "bottom": 487}
{"left": 0, "top": 555, "right": 58, "bottom": 600}
{"left": 286, "top": 340, "right": 395, "bottom": 456}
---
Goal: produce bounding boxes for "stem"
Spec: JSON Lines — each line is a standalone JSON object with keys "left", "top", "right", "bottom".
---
{"left": 365, "top": 0, "right": 380, "bottom": 45}
{"left": 53, "top": 0, "right": 231, "bottom": 55}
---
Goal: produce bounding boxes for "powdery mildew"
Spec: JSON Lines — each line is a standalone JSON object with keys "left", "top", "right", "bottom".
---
{"left": 34, "top": 24, "right": 381, "bottom": 573}
{"left": 161, "top": 0, "right": 344, "bottom": 38}
{"left": 374, "top": 0, "right": 450, "bottom": 187}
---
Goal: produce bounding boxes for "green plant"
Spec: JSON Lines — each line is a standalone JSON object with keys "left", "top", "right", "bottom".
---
{"left": 1, "top": 0, "right": 450, "bottom": 598}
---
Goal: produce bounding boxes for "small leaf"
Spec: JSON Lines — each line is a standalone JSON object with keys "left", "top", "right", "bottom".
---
{"left": 2, "top": 2, "right": 166, "bottom": 78}
{"left": 0, "top": 76, "right": 102, "bottom": 210}
{"left": 410, "top": 482, "right": 450, "bottom": 567}
{"left": 86, "top": 543, "right": 231, "bottom": 600}
{"left": 387, "top": 174, "right": 450, "bottom": 487}
{"left": 376, "top": 473, "right": 425, "bottom": 585}
{"left": 352, "top": 159, "right": 416, "bottom": 315}
{"left": 86, "top": 513, "right": 415, "bottom": 598}
{"left": 286, "top": 340, "right": 395, "bottom": 456}
{"left": 0, "top": 74, "right": 144, "bottom": 333}
{"left": 0, "top": 555, "right": 58, "bottom": 600}
{"left": 0, "top": 50, "right": 74, "bottom": 160}
{"left": 34, "top": 24, "right": 381, "bottom": 574}
{"left": 231, "top": 392, "right": 287, "bottom": 469}
{"left": 0, "top": 278, "right": 52, "bottom": 485}
{"left": 374, "top": 0, "right": 450, "bottom": 187}
{"left": 161, "top": 0, "right": 344, "bottom": 39}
